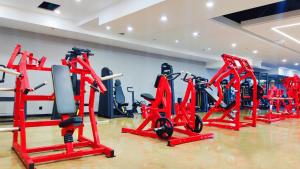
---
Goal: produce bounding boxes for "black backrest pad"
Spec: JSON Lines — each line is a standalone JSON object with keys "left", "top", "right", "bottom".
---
{"left": 114, "top": 79, "right": 125, "bottom": 103}
{"left": 52, "top": 65, "right": 76, "bottom": 115}
{"left": 154, "top": 75, "right": 162, "bottom": 88}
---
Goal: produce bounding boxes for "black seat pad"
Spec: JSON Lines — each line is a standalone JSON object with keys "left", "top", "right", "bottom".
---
{"left": 120, "top": 103, "right": 129, "bottom": 106}
{"left": 141, "top": 93, "right": 155, "bottom": 101}
{"left": 59, "top": 116, "right": 83, "bottom": 128}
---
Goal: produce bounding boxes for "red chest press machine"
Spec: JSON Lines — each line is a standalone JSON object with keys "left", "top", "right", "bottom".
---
{"left": 0, "top": 45, "right": 120, "bottom": 169}
{"left": 122, "top": 72, "right": 213, "bottom": 146}
{"left": 203, "top": 54, "right": 259, "bottom": 131}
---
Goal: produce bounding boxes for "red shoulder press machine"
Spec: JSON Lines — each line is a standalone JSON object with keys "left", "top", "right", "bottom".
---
{"left": 0, "top": 45, "right": 118, "bottom": 169}
{"left": 203, "top": 54, "right": 259, "bottom": 131}
{"left": 122, "top": 72, "right": 213, "bottom": 146}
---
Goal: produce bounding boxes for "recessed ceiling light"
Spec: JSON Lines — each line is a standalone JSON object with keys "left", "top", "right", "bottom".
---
{"left": 175, "top": 40, "right": 179, "bottom": 43}
{"left": 207, "top": 48, "right": 212, "bottom": 51}
{"left": 295, "top": 63, "right": 299, "bottom": 66}
{"left": 253, "top": 50, "right": 258, "bottom": 54}
{"left": 206, "top": 1, "right": 214, "bottom": 8}
{"left": 160, "top": 16, "right": 168, "bottom": 22}
{"left": 127, "top": 26, "right": 133, "bottom": 32}
{"left": 282, "top": 59, "right": 287, "bottom": 63}
{"left": 75, "top": 0, "right": 82, "bottom": 2}
{"left": 231, "top": 43, "right": 237, "bottom": 48}
{"left": 106, "top": 26, "right": 111, "bottom": 30}
{"left": 54, "top": 9, "right": 60, "bottom": 14}
{"left": 193, "top": 32, "right": 199, "bottom": 37}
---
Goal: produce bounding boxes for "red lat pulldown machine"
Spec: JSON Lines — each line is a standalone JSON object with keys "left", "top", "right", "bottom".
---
{"left": 203, "top": 54, "right": 259, "bottom": 131}
{"left": 0, "top": 45, "right": 120, "bottom": 169}
{"left": 122, "top": 72, "right": 213, "bottom": 146}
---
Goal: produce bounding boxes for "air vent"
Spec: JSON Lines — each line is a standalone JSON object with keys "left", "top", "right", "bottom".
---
{"left": 38, "top": 1, "right": 60, "bottom": 11}
{"left": 223, "top": 0, "right": 300, "bottom": 24}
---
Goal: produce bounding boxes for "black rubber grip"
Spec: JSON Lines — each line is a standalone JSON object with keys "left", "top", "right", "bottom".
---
{"left": 33, "top": 82, "right": 47, "bottom": 91}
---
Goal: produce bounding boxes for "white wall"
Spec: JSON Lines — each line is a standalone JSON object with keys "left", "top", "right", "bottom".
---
{"left": 0, "top": 27, "right": 211, "bottom": 115}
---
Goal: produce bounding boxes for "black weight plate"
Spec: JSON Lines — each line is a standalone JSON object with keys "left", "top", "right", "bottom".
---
{"left": 154, "top": 117, "right": 173, "bottom": 139}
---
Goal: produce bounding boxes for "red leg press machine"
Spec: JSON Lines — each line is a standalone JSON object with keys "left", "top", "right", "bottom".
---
{"left": 202, "top": 54, "right": 259, "bottom": 131}
{"left": 0, "top": 45, "right": 121, "bottom": 169}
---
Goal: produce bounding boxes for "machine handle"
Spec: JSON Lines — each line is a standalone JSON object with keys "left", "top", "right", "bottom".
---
{"left": 0, "top": 88, "right": 15, "bottom": 91}
{"left": 166, "top": 72, "right": 181, "bottom": 81}
{"left": 90, "top": 84, "right": 100, "bottom": 92}
{"left": 0, "top": 65, "right": 5, "bottom": 83}
{"left": 24, "top": 81, "right": 47, "bottom": 94}
{"left": 101, "top": 73, "right": 123, "bottom": 81}
{"left": 0, "top": 66, "right": 21, "bottom": 76}
{"left": 33, "top": 81, "right": 47, "bottom": 91}
{"left": 127, "top": 87, "right": 134, "bottom": 92}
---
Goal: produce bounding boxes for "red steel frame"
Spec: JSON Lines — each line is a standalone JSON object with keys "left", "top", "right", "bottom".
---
{"left": 6, "top": 44, "right": 113, "bottom": 169}
{"left": 203, "top": 54, "right": 257, "bottom": 131}
{"left": 281, "top": 75, "right": 300, "bottom": 118}
{"left": 253, "top": 88, "right": 287, "bottom": 123}
{"left": 122, "top": 75, "right": 213, "bottom": 146}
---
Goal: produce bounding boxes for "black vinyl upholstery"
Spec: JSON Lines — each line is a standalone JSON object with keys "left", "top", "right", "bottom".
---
{"left": 154, "top": 75, "right": 162, "bottom": 88}
{"left": 114, "top": 79, "right": 127, "bottom": 105}
{"left": 141, "top": 93, "right": 155, "bottom": 101}
{"left": 51, "top": 65, "right": 82, "bottom": 128}
{"left": 52, "top": 65, "right": 76, "bottom": 115}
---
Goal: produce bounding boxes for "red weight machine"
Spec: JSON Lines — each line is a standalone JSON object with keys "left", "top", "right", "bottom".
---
{"left": 0, "top": 45, "right": 118, "bottom": 169}
{"left": 203, "top": 54, "right": 258, "bottom": 131}
{"left": 281, "top": 75, "right": 300, "bottom": 118}
{"left": 253, "top": 87, "right": 287, "bottom": 123}
{"left": 122, "top": 72, "right": 213, "bottom": 146}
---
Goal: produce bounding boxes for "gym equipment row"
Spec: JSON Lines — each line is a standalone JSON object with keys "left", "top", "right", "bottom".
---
{"left": 1, "top": 45, "right": 300, "bottom": 168}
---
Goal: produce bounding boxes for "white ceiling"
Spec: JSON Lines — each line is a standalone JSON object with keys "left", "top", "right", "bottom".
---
{"left": 0, "top": 0, "right": 121, "bottom": 21}
{"left": 242, "top": 10, "right": 300, "bottom": 66}
{"left": 0, "top": 0, "right": 299, "bottom": 69}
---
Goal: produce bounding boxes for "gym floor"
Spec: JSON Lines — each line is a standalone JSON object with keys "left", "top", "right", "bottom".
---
{"left": 0, "top": 114, "right": 299, "bottom": 169}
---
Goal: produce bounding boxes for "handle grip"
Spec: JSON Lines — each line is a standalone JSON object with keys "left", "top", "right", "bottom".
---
{"left": 0, "top": 66, "right": 21, "bottom": 76}
{"left": 127, "top": 87, "right": 134, "bottom": 92}
{"left": 33, "top": 82, "right": 47, "bottom": 91}
{"left": 101, "top": 73, "right": 123, "bottom": 81}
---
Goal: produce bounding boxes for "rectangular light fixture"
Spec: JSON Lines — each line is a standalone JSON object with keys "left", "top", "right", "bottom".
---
{"left": 271, "top": 22, "right": 300, "bottom": 44}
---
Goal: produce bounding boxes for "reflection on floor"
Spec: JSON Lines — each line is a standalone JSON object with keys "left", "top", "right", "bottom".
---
{"left": 0, "top": 114, "right": 299, "bottom": 169}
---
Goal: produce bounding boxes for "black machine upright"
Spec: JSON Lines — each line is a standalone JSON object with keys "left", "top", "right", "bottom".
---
{"left": 97, "top": 67, "right": 133, "bottom": 118}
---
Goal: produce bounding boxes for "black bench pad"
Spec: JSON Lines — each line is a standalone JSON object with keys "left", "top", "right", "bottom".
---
{"left": 141, "top": 93, "right": 155, "bottom": 101}
{"left": 59, "top": 117, "right": 83, "bottom": 128}
{"left": 52, "top": 65, "right": 76, "bottom": 115}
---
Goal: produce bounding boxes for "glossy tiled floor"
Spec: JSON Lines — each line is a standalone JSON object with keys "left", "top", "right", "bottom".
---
{"left": 0, "top": 115, "right": 300, "bottom": 169}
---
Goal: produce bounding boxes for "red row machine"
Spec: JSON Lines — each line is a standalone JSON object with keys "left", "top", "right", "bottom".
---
{"left": 0, "top": 45, "right": 122, "bottom": 169}
{"left": 122, "top": 72, "right": 213, "bottom": 146}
